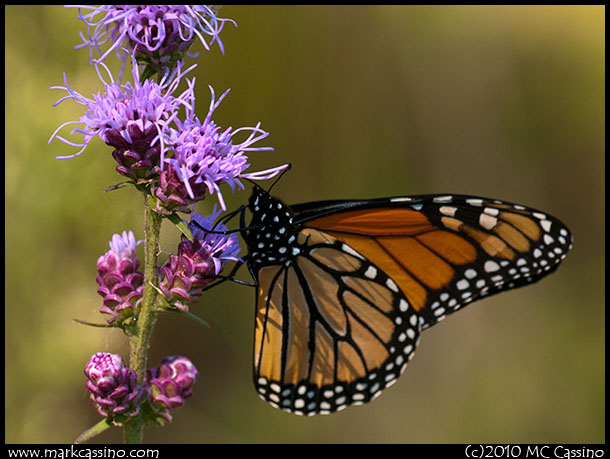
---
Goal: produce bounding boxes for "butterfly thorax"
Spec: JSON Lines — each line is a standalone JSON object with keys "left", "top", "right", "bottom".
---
{"left": 245, "top": 188, "right": 301, "bottom": 272}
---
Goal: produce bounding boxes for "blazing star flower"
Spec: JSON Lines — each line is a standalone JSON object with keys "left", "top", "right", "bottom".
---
{"left": 49, "top": 58, "right": 195, "bottom": 181}
{"left": 158, "top": 209, "right": 241, "bottom": 311}
{"left": 147, "top": 356, "right": 199, "bottom": 424}
{"left": 69, "top": 5, "right": 234, "bottom": 70}
{"left": 155, "top": 85, "right": 289, "bottom": 211}
{"left": 96, "top": 231, "right": 144, "bottom": 325}
{"left": 84, "top": 353, "right": 146, "bottom": 421}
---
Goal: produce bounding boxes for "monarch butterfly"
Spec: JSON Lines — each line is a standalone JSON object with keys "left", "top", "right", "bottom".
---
{"left": 241, "top": 186, "right": 572, "bottom": 416}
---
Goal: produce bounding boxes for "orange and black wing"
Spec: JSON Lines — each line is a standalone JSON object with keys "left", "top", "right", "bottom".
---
{"left": 252, "top": 227, "right": 420, "bottom": 415}
{"left": 245, "top": 189, "right": 572, "bottom": 415}
{"left": 293, "top": 193, "right": 573, "bottom": 329}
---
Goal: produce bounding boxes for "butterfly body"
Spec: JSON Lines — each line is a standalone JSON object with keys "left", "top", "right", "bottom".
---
{"left": 243, "top": 187, "right": 572, "bottom": 415}
{"left": 244, "top": 187, "right": 301, "bottom": 271}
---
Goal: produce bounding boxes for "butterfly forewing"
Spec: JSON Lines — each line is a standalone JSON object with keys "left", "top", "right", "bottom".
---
{"left": 295, "top": 194, "right": 573, "bottom": 329}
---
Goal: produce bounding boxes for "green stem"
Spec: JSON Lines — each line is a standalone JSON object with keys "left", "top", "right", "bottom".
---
{"left": 124, "top": 197, "right": 162, "bottom": 444}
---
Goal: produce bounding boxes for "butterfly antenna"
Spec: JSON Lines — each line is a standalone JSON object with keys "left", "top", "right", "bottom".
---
{"left": 267, "top": 163, "right": 291, "bottom": 193}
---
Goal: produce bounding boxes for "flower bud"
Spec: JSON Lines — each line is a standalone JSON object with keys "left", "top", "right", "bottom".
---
{"left": 158, "top": 210, "right": 240, "bottom": 311}
{"left": 84, "top": 353, "right": 145, "bottom": 421}
{"left": 147, "top": 356, "right": 199, "bottom": 423}
{"left": 96, "top": 231, "right": 143, "bottom": 324}
{"left": 152, "top": 166, "right": 208, "bottom": 215}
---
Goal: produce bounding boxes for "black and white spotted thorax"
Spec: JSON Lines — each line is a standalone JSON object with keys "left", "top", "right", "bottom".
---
{"left": 245, "top": 188, "right": 302, "bottom": 272}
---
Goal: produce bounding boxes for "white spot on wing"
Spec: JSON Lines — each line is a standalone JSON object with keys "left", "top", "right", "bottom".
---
{"left": 479, "top": 213, "right": 498, "bottom": 230}
{"left": 439, "top": 206, "right": 457, "bottom": 217}
{"left": 456, "top": 279, "right": 470, "bottom": 290}
{"left": 399, "top": 299, "right": 409, "bottom": 312}
{"left": 541, "top": 220, "right": 552, "bottom": 232}
{"left": 409, "top": 314, "right": 418, "bottom": 326}
{"left": 484, "top": 260, "right": 500, "bottom": 273}
{"left": 386, "top": 278, "right": 399, "bottom": 292}
{"left": 433, "top": 195, "right": 453, "bottom": 203}
{"left": 342, "top": 244, "right": 364, "bottom": 260}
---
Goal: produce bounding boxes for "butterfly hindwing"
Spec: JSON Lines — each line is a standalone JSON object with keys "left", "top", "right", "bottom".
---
{"left": 252, "top": 227, "right": 420, "bottom": 415}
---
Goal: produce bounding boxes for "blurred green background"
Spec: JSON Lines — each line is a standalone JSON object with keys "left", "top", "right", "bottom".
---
{"left": 5, "top": 5, "right": 604, "bottom": 444}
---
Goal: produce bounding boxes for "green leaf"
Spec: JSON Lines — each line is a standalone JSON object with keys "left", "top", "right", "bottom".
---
{"left": 179, "top": 310, "right": 211, "bottom": 328}
{"left": 149, "top": 282, "right": 210, "bottom": 327}
{"left": 74, "top": 418, "right": 114, "bottom": 444}
{"left": 103, "top": 181, "right": 136, "bottom": 193}
{"left": 149, "top": 282, "right": 168, "bottom": 305}
{"left": 72, "top": 318, "right": 118, "bottom": 329}
{"left": 167, "top": 212, "right": 193, "bottom": 241}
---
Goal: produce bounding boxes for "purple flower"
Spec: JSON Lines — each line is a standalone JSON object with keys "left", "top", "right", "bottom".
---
{"left": 69, "top": 5, "right": 235, "bottom": 69}
{"left": 151, "top": 162, "right": 209, "bottom": 215}
{"left": 96, "top": 231, "right": 144, "bottom": 324}
{"left": 84, "top": 353, "right": 145, "bottom": 421}
{"left": 158, "top": 209, "right": 241, "bottom": 311}
{"left": 155, "top": 86, "right": 289, "bottom": 211}
{"left": 49, "top": 58, "right": 195, "bottom": 180}
{"left": 147, "top": 356, "right": 199, "bottom": 423}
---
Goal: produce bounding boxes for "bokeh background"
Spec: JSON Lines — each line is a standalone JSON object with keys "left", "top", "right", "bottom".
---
{"left": 5, "top": 5, "right": 604, "bottom": 444}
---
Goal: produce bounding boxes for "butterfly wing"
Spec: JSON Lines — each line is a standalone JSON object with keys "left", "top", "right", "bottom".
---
{"left": 253, "top": 227, "right": 420, "bottom": 415}
{"left": 293, "top": 193, "right": 573, "bottom": 328}
{"left": 246, "top": 189, "right": 572, "bottom": 415}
